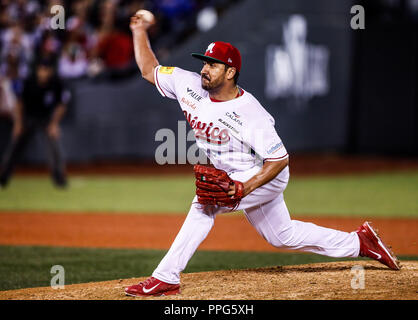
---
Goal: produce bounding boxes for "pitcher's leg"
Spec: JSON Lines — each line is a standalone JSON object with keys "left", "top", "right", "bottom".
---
{"left": 152, "top": 200, "right": 219, "bottom": 284}
{"left": 244, "top": 195, "right": 360, "bottom": 258}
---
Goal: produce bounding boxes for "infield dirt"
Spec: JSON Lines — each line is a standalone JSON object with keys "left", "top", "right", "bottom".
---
{"left": 0, "top": 213, "right": 417, "bottom": 254}
{"left": 0, "top": 260, "right": 417, "bottom": 300}
{"left": 2, "top": 156, "right": 417, "bottom": 300}
{"left": 0, "top": 213, "right": 417, "bottom": 300}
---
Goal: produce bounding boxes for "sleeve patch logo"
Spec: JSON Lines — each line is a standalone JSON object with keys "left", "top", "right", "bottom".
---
{"left": 267, "top": 142, "right": 283, "bottom": 154}
{"left": 159, "top": 66, "right": 175, "bottom": 74}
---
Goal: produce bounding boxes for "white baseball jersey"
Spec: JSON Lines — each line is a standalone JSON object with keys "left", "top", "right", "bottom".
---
{"left": 154, "top": 65, "right": 289, "bottom": 174}
{"left": 151, "top": 66, "right": 360, "bottom": 286}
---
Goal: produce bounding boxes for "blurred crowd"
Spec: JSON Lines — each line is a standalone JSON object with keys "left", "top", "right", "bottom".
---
{"left": 0, "top": 0, "right": 239, "bottom": 117}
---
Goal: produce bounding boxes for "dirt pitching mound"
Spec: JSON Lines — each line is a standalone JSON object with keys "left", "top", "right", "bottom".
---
{"left": 1, "top": 261, "right": 417, "bottom": 300}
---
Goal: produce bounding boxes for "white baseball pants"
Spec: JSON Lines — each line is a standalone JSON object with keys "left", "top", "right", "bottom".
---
{"left": 152, "top": 166, "right": 360, "bottom": 284}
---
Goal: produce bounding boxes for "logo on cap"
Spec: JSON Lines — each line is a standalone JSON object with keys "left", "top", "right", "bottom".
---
{"left": 206, "top": 43, "right": 215, "bottom": 54}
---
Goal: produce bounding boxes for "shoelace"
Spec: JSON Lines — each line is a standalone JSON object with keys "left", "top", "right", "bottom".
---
{"left": 140, "top": 277, "right": 156, "bottom": 287}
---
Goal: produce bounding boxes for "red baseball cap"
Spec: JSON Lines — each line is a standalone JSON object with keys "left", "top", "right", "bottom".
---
{"left": 191, "top": 41, "right": 242, "bottom": 73}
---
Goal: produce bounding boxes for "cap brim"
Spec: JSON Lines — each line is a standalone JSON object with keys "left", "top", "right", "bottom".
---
{"left": 191, "top": 53, "right": 228, "bottom": 66}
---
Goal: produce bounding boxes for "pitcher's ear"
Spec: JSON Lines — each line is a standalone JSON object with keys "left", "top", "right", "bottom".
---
{"left": 227, "top": 67, "right": 236, "bottom": 81}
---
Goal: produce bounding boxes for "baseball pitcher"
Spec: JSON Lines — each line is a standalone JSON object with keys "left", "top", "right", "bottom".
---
{"left": 125, "top": 11, "right": 400, "bottom": 297}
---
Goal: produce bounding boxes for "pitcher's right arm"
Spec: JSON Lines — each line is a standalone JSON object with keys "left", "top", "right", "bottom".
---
{"left": 130, "top": 13, "right": 159, "bottom": 85}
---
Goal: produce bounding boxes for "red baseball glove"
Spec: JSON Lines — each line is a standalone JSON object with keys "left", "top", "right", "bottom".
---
{"left": 194, "top": 164, "right": 244, "bottom": 209}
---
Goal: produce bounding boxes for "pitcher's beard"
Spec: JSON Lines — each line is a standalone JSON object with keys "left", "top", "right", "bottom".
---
{"left": 201, "top": 82, "right": 210, "bottom": 90}
{"left": 201, "top": 76, "right": 211, "bottom": 90}
{"left": 201, "top": 76, "right": 222, "bottom": 91}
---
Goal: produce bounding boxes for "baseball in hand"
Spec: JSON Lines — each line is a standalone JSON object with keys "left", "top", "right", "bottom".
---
{"left": 135, "top": 9, "right": 155, "bottom": 24}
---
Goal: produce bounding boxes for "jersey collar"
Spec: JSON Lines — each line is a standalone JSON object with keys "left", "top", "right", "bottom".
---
{"left": 210, "top": 87, "right": 244, "bottom": 102}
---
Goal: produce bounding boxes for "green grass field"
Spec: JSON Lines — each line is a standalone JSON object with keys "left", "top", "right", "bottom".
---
{"left": 3, "top": 245, "right": 417, "bottom": 291}
{"left": 0, "top": 171, "right": 417, "bottom": 217}
{"left": 0, "top": 171, "right": 417, "bottom": 291}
